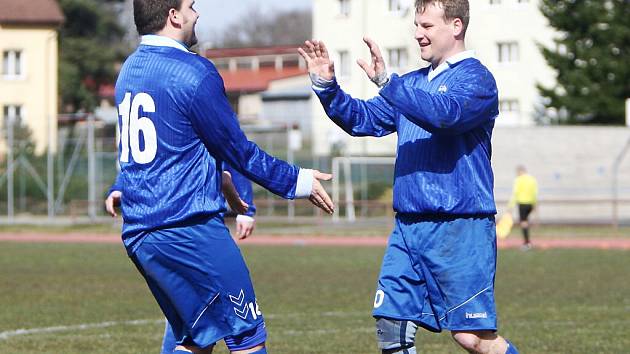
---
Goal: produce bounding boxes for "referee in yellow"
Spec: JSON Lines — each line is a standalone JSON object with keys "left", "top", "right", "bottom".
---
{"left": 508, "top": 165, "right": 538, "bottom": 250}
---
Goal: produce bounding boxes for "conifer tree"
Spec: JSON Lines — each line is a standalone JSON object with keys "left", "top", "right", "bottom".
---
{"left": 537, "top": 0, "right": 629, "bottom": 124}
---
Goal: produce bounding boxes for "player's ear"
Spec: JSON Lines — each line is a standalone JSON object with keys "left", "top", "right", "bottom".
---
{"left": 452, "top": 18, "right": 464, "bottom": 38}
{"left": 168, "top": 8, "right": 182, "bottom": 27}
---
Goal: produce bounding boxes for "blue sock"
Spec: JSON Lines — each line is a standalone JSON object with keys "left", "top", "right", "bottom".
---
{"left": 160, "top": 320, "right": 177, "bottom": 354}
{"left": 505, "top": 339, "right": 519, "bottom": 354}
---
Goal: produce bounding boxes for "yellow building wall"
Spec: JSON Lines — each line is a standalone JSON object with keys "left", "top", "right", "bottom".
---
{"left": 0, "top": 25, "right": 58, "bottom": 156}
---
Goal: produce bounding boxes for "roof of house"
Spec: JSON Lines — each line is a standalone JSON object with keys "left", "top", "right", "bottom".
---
{"left": 205, "top": 45, "right": 300, "bottom": 59}
{"left": 219, "top": 67, "right": 307, "bottom": 93}
{"left": 0, "top": 0, "right": 64, "bottom": 26}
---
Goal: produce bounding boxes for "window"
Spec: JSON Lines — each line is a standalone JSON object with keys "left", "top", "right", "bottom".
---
{"left": 3, "top": 104, "right": 23, "bottom": 131}
{"left": 500, "top": 99, "right": 520, "bottom": 113}
{"left": 337, "top": 50, "right": 350, "bottom": 77}
{"left": 387, "top": 48, "right": 408, "bottom": 73}
{"left": 2, "top": 50, "right": 23, "bottom": 78}
{"left": 338, "top": 0, "right": 351, "bottom": 16}
{"left": 213, "top": 59, "right": 230, "bottom": 70}
{"left": 499, "top": 99, "right": 520, "bottom": 124}
{"left": 388, "top": 0, "right": 403, "bottom": 12}
{"left": 497, "top": 42, "right": 519, "bottom": 63}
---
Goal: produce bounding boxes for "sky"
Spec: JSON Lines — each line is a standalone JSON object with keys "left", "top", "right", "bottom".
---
{"left": 194, "top": 0, "right": 312, "bottom": 42}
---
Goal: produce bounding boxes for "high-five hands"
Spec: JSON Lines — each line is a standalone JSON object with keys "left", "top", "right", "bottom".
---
{"left": 309, "top": 170, "right": 335, "bottom": 214}
{"left": 356, "top": 37, "right": 389, "bottom": 87}
{"left": 298, "top": 40, "right": 335, "bottom": 82}
{"left": 299, "top": 38, "right": 389, "bottom": 87}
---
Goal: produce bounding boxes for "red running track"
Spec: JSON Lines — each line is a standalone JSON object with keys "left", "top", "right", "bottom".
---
{"left": 0, "top": 233, "right": 629, "bottom": 250}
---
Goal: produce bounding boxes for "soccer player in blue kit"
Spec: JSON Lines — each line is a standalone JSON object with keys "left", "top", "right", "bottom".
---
{"left": 115, "top": 1, "right": 334, "bottom": 353}
{"left": 299, "top": 0, "right": 519, "bottom": 353}
{"left": 106, "top": 165, "right": 260, "bottom": 354}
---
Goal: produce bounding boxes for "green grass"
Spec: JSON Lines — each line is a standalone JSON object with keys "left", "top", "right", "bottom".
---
{"left": 0, "top": 243, "right": 629, "bottom": 353}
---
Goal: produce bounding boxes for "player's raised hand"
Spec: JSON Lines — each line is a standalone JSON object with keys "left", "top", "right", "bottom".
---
{"left": 222, "top": 171, "right": 250, "bottom": 215}
{"left": 308, "top": 170, "right": 334, "bottom": 214}
{"left": 298, "top": 40, "right": 335, "bottom": 81}
{"left": 105, "top": 190, "right": 122, "bottom": 217}
{"left": 357, "top": 37, "right": 388, "bottom": 85}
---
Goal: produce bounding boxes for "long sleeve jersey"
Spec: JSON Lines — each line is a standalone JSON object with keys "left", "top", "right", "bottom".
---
{"left": 315, "top": 56, "right": 499, "bottom": 216}
{"left": 115, "top": 36, "right": 304, "bottom": 247}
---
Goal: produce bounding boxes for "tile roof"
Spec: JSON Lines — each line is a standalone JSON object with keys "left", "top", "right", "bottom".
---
{"left": 0, "top": 0, "right": 64, "bottom": 25}
{"left": 219, "top": 67, "right": 307, "bottom": 93}
{"left": 205, "top": 45, "right": 300, "bottom": 59}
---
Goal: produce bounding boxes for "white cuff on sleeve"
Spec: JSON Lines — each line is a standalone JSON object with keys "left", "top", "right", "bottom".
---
{"left": 236, "top": 214, "right": 255, "bottom": 223}
{"left": 294, "top": 168, "right": 314, "bottom": 199}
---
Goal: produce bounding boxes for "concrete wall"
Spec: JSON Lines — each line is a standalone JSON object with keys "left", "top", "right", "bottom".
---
{"left": 492, "top": 126, "right": 630, "bottom": 223}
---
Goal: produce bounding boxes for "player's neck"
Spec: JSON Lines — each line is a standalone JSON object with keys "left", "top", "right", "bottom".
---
{"left": 432, "top": 42, "right": 467, "bottom": 68}
{"left": 154, "top": 28, "right": 185, "bottom": 45}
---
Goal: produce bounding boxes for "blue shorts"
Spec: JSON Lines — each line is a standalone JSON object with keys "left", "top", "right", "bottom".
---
{"left": 129, "top": 215, "right": 266, "bottom": 349}
{"left": 372, "top": 214, "right": 498, "bottom": 332}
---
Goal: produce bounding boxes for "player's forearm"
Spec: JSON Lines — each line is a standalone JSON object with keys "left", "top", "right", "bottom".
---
{"left": 191, "top": 75, "right": 305, "bottom": 199}
{"left": 314, "top": 80, "right": 396, "bottom": 138}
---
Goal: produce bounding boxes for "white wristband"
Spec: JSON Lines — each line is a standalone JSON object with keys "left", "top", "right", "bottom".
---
{"left": 236, "top": 214, "right": 255, "bottom": 224}
{"left": 295, "top": 169, "right": 314, "bottom": 198}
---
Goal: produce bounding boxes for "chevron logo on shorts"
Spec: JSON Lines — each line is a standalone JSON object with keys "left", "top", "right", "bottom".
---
{"left": 229, "top": 290, "right": 262, "bottom": 320}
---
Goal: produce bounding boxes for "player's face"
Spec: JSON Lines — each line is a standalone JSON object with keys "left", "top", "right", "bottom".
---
{"left": 414, "top": 3, "right": 457, "bottom": 68}
{"left": 179, "top": 0, "right": 199, "bottom": 47}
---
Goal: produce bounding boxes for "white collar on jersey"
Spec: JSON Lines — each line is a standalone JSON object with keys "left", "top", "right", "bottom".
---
{"left": 140, "top": 35, "right": 192, "bottom": 53}
{"left": 427, "top": 50, "right": 476, "bottom": 82}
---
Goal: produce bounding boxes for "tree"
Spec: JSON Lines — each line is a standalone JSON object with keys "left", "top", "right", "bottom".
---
{"left": 537, "top": 0, "right": 629, "bottom": 125}
{"left": 59, "top": 0, "right": 127, "bottom": 112}
{"left": 213, "top": 7, "right": 312, "bottom": 48}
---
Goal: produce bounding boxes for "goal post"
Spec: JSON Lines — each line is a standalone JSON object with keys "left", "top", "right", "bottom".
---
{"left": 331, "top": 156, "right": 396, "bottom": 222}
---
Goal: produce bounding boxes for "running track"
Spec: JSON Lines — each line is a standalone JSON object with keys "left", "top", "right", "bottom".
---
{"left": 1, "top": 233, "right": 629, "bottom": 250}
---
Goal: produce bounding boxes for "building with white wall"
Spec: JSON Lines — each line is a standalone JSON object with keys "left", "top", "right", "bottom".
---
{"left": 311, "top": 0, "right": 557, "bottom": 156}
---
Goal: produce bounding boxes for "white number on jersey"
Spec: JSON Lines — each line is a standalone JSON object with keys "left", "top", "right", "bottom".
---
{"left": 118, "top": 92, "right": 157, "bottom": 164}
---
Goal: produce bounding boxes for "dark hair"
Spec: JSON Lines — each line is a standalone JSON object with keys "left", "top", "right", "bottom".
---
{"left": 133, "top": 0, "right": 183, "bottom": 35}
{"left": 415, "top": 0, "right": 470, "bottom": 34}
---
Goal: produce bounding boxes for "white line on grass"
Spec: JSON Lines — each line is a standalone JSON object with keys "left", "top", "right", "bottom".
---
{"left": 0, "top": 319, "right": 164, "bottom": 341}
{"left": 0, "top": 311, "right": 368, "bottom": 341}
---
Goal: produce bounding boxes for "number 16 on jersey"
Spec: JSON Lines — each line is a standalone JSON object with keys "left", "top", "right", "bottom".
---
{"left": 118, "top": 92, "right": 158, "bottom": 164}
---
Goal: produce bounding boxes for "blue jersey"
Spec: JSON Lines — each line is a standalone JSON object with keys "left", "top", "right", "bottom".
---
{"left": 315, "top": 57, "right": 498, "bottom": 216}
{"left": 108, "top": 163, "right": 257, "bottom": 218}
{"left": 115, "top": 36, "right": 296, "bottom": 247}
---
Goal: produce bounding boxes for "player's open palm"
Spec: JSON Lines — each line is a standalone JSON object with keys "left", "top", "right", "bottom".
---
{"left": 309, "top": 170, "right": 334, "bottom": 214}
{"left": 298, "top": 40, "right": 335, "bottom": 81}
{"left": 357, "top": 36, "right": 386, "bottom": 82}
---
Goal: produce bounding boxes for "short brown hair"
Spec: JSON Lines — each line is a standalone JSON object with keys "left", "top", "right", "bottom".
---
{"left": 415, "top": 0, "right": 470, "bottom": 34}
{"left": 133, "top": 0, "right": 183, "bottom": 35}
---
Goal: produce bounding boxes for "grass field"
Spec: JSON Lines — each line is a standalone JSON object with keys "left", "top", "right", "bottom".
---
{"left": 0, "top": 240, "right": 629, "bottom": 354}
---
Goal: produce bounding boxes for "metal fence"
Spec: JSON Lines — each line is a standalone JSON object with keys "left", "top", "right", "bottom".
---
{"left": 3, "top": 119, "right": 630, "bottom": 226}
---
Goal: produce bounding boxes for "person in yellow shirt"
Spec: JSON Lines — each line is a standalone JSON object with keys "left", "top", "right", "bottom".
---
{"left": 508, "top": 165, "right": 538, "bottom": 250}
